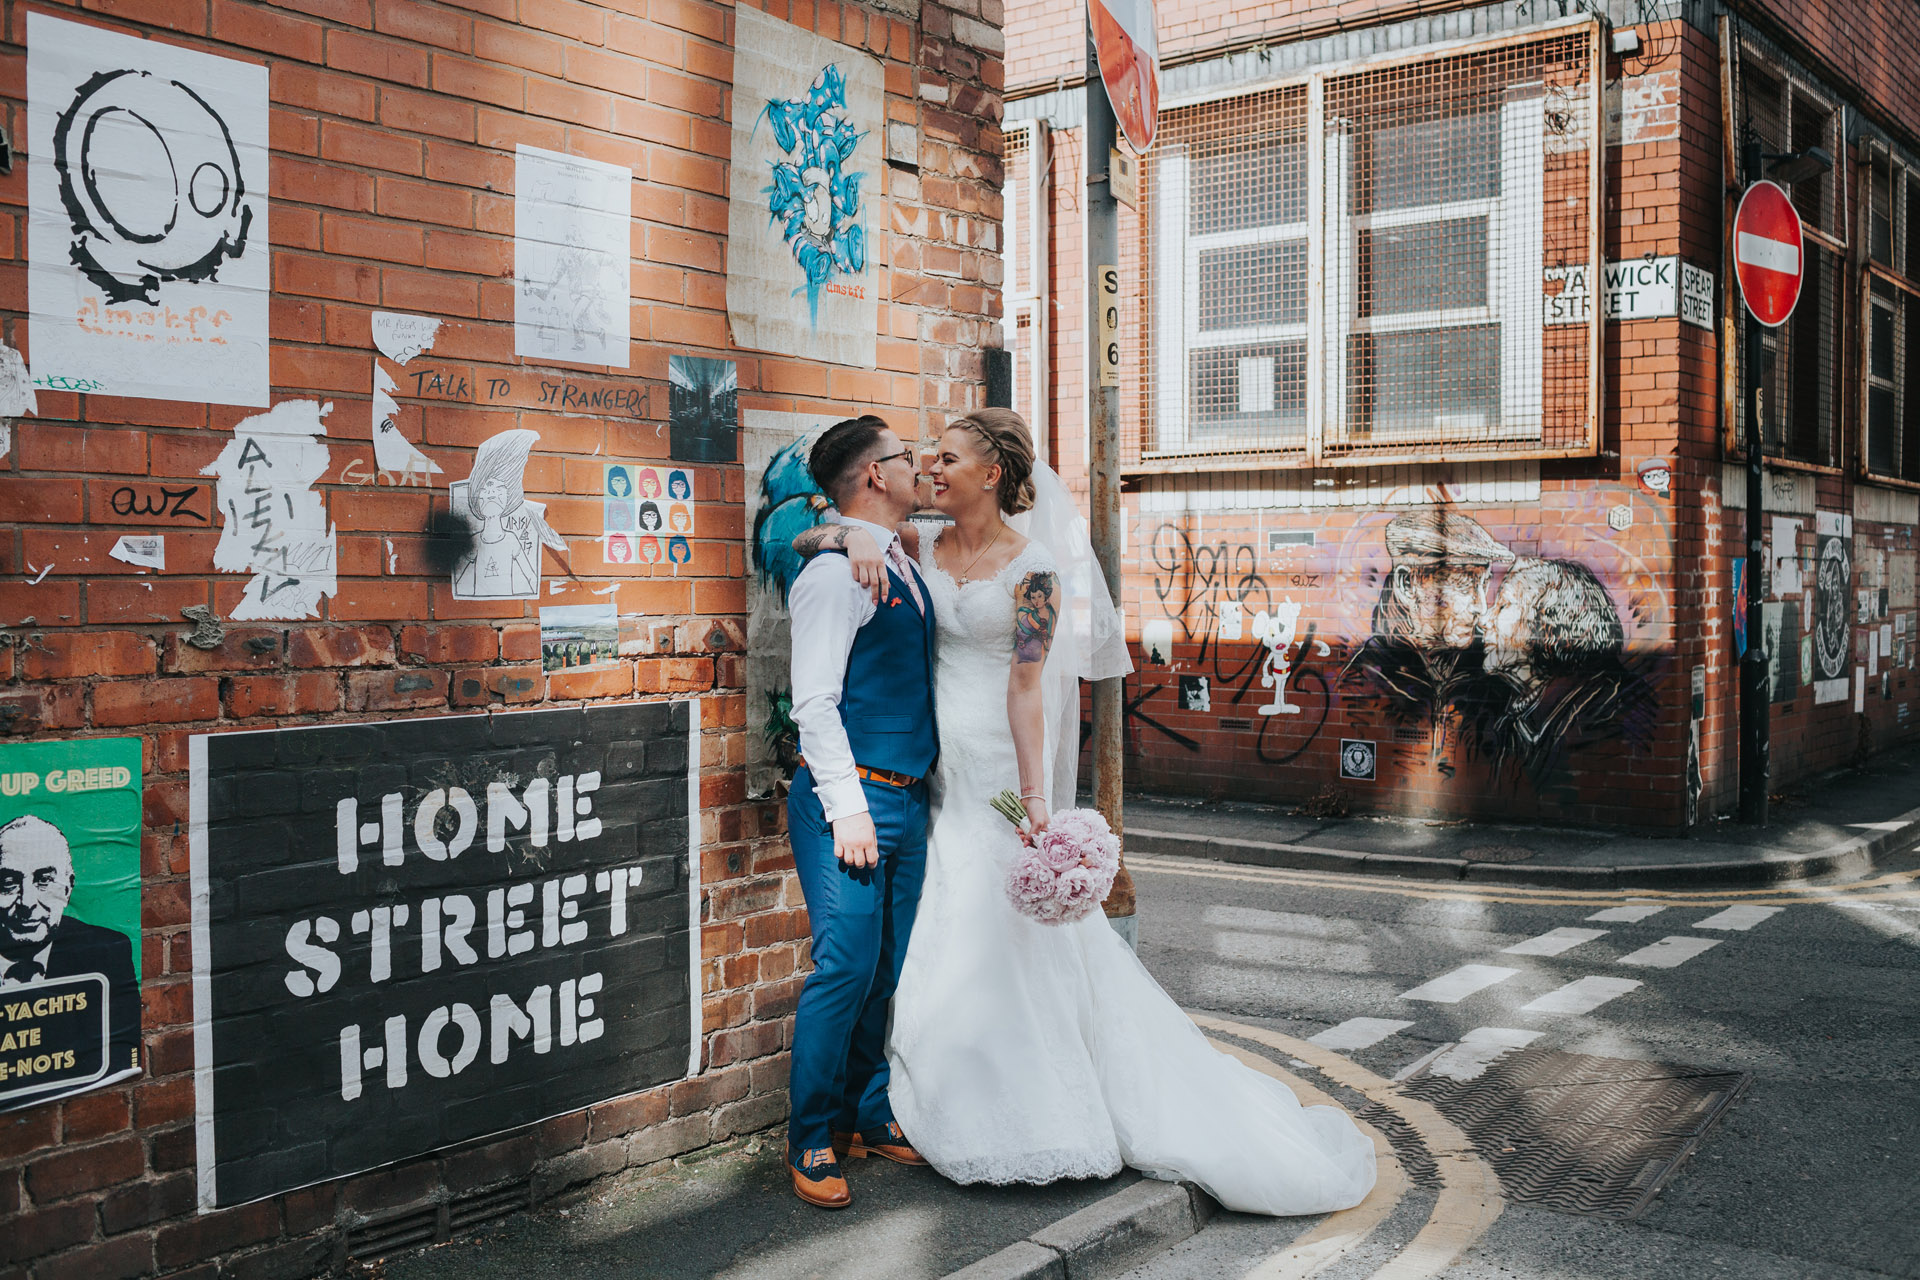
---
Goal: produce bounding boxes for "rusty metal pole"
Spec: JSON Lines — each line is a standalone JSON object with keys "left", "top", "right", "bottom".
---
{"left": 1085, "top": 16, "right": 1136, "bottom": 947}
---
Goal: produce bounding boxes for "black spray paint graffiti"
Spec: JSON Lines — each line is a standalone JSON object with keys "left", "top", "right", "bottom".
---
{"left": 54, "top": 70, "right": 252, "bottom": 305}
{"left": 1342, "top": 509, "right": 1657, "bottom": 787}
{"left": 1141, "top": 524, "right": 1334, "bottom": 765}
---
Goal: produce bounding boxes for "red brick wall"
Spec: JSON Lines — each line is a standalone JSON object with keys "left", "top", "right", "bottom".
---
{"left": 0, "top": 0, "right": 1004, "bottom": 1275}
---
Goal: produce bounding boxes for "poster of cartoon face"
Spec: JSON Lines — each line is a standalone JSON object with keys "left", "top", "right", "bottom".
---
{"left": 637, "top": 501, "right": 664, "bottom": 534}
{"left": 666, "top": 469, "right": 693, "bottom": 501}
{"left": 604, "top": 465, "right": 638, "bottom": 532}
{"left": 604, "top": 534, "right": 635, "bottom": 564}
{"left": 636, "top": 468, "right": 663, "bottom": 500}
{"left": 668, "top": 503, "right": 693, "bottom": 535}
{"left": 451, "top": 429, "right": 565, "bottom": 601}
{"left": 668, "top": 535, "right": 691, "bottom": 565}
{"left": 639, "top": 536, "right": 662, "bottom": 565}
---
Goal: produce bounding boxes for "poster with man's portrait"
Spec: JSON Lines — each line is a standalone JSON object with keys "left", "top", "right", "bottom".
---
{"left": 0, "top": 737, "right": 142, "bottom": 1112}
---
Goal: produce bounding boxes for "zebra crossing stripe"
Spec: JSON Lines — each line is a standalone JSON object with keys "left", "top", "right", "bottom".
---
{"left": 1424, "top": 1027, "right": 1544, "bottom": 1080}
{"left": 1521, "top": 975, "right": 1643, "bottom": 1015}
{"left": 1587, "top": 902, "right": 1666, "bottom": 923}
{"left": 1399, "top": 964, "right": 1520, "bottom": 1003}
{"left": 1694, "top": 905, "right": 1783, "bottom": 931}
{"left": 1309, "top": 1017, "right": 1414, "bottom": 1050}
{"left": 1618, "top": 935, "right": 1722, "bottom": 968}
{"left": 1502, "top": 926, "right": 1608, "bottom": 956}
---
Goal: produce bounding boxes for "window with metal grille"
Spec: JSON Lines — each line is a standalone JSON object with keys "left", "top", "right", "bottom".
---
{"left": 1002, "top": 120, "right": 1052, "bottom": 461}
{"left": 1136, "top": 23, "right": 1603, "bottom": 473}
{"left": 1734, "top": 48, "right": 1846, "bottom": 469}
{"left": 1863, "top": 145, "right": 1920, "bottom": 483}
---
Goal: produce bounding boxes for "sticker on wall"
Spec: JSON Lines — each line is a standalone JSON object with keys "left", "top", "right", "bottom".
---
{"left": 1769, "top": 516, "right": 1802, "bottom": 596}
{"left": 668, "top": 355, "right": 739, "bottom": 463}
{"left": 0, "top": 342, "right": 37, "bottom": 419}
{"left": 1636, "top": 458, "right": 1671, "bottom": 498}
{"left": 1607, "top": 504, "right": 1633, "bottom": 532}
{"left": 203, "top": 401, "right": 337, "bottom": 620}
{"left": 1339, "top": 739, "right": 1377, "bottom": 782}
{"left": 371, "top": 312, "right": 441, "bottom": 366}
{"left": 726, "top": 6, "right": 883, "bottom": 369}
{"left": 1690, "top": 665, "right": 1705, "bottom": 722}
{"left": 540, "top": 603, "right": 619, "bottom": 671}
{"left": 187, "top": 702, "right": 703, "bottom": 1209}
{"left": 1178, "top": 674, "right": 1210, "bottom": 712}
{"left": 1141, "top": 618, "right": 1174, "bottom": 666}
{"left": 28, "top": 13, "right": 269, "bottom": 406}
{"left": 0, "top": 737, "right": 142, "bottom": 1114}
{"left": 1732, "top": 558, "right": 1748, "bottom": 659}
{"left": 1217, "top": 599, "right": 1243, "bottom": 641}
{"left": 1251, "top": 603, "right": 1305, "bottom": 715}
{"left": 1812, "top": 511, "right": 1852, "bottom": 704}
{"left": 450, "top": 429, "right": 566, "bottom": 600}
{"left": 514, "top": 146, "right": 631, "bottom": 367}
{"left": 107, "top": 534, "right": 164, "bottom": 571}
{"left": 745, "top": 410, "right": 833, "bottom": 797}
{"left": 371, "top": 363, "right": 441, "bottom": 481}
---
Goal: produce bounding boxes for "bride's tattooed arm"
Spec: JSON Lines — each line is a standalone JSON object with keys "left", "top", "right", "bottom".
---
{"left": 1008, "top": 569, "right": 1059, "bottom": 832}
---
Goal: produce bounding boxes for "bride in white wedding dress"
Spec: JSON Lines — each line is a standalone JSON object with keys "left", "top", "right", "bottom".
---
{"left": 833, "top": 409, "right": 1376, "bottom": 1217}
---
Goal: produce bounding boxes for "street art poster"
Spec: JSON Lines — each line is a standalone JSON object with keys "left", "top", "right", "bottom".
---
{"left": 203, "top": 401, "right": 337, "bottom": 621}
{"left": 188, "top": 703, "right": 702, "bottom": 1209}
{"left": 607, "top": 465, "right": 694, "bottom": 563}
{"left": 27, "top": 13, "right": 269, "bottom": 406}
{"left": 669, "top": 355, "right": 740, "bottom": 463}
{"left": 0, "top": 737, "right": 142, "bottom": 1113}
{"left": 514, "top": 146, "right": 631, "bottom": 367}
{"left": 540, "top": 603, "right": 619, "bottom": 671}
{"left": 726, "top": 6, "right": 882, "bottom": 369}
{"left": 371, "top": 363, "right": 440, "bottom": 482}
{"left": 1338, "top": 503, "right": 1663, "bottom": 789}
{"left": 450, "top": 429, "right": 566, "bottom": 601}
{"left": 745, "top": 409, "right": 833, "bottom": 797}
{"left": 1813, "top": 511, "right": 1852, "bottom": 704}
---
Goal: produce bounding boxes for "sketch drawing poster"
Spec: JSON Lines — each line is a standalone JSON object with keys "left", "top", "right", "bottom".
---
{"left": 744, "top": 409, "right": 832, "bottom": 797}
{"left": 726, "top": 7, "right": 882, "bottom": 370}
{"left": 27, "top": 13, "right": 269, "bottom": 406}
{"left": 515, "top": 146, "right": 631, "bottom": 367}
{"left": 450, "top": 429, "right": 567, "bottom": 601}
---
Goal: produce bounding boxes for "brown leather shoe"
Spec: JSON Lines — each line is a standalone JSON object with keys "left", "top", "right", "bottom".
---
{"left": 787, "top": 1143, "right": 851, "bottom": 1209}
{"left": 832, "top": 1122, "right": 929, "bottom": 1167}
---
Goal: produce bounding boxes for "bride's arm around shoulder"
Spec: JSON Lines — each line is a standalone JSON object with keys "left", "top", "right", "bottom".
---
{"left": 1007, "top": 554, "right": 1060, "bottom": 833}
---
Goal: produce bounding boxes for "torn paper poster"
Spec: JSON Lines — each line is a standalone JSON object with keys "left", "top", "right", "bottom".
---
{"left": 108, "top": 534, "right": 165, "bottom": 570}
{"left": 371, "top": 360, "right": 440, "bottom": 478}
{"left": 514, "top": 146, "right": 631, "bottom": 367}
{"left": 28, "top": 12, "right": 269, "bottom": 406}
{"left": 0, "top": 342, "right": 37, "bottom": 418}
{"left": 726, "top": 7, "right": 882, "bottom": 369}
{"left": 202, "top": 401, "right": 337, "bottom": 619}
{"left": 371, "top": 312, "right": 440, "bottom": 365}
{"left": 449, "top": 428, "right": 567, "bottom": 600}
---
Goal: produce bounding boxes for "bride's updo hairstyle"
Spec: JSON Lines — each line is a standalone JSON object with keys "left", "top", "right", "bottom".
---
{"left": 951, "top": 408, "right": 1036, "bottom": 515}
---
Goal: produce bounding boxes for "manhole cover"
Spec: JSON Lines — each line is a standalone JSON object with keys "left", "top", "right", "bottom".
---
{"left": 1460, "top": 845, "right": 1536, "bottom": 863}
{"left": 1398, "top": 1046, "right": 1747, "bottom": 1219}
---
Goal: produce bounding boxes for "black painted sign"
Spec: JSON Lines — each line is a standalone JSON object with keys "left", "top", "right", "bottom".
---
{"left": 190, "top": 703, "right": 696, "bottom": 1209}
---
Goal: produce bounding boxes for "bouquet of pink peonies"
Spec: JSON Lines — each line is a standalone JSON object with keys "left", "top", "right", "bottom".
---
{"left": 989, "top": 790, "right": 1122, "bottom": 924}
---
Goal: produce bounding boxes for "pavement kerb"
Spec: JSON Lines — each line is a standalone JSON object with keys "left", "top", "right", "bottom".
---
{"left": 1128, "top": 798, "right": 1920, "bottom": 890}
{"left": 944, "top": 1178, "right": 1217, "bottom": 1280}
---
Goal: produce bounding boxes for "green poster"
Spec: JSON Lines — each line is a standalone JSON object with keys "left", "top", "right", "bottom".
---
{"left": 0, "top": 737, "right": 142, "bottom": 1111}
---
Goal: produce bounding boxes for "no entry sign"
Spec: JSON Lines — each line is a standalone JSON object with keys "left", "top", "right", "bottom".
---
{"left": 1733, "top": 180, "right": 1804, "bottom": 328}
{"left": 1090, "top": 0, "right": 1159, "bottom": 154}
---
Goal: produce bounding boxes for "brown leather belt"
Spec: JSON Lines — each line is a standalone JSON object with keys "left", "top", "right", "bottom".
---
{"left": 800, "top": 759, "right": 922, "bottom": 788}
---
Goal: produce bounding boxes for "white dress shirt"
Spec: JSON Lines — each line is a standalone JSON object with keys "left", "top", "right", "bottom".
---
{"left": 788, "top": 516, "right": 913, "bottom": 822}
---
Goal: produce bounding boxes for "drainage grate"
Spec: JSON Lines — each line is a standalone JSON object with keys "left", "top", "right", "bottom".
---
{"left": 1353, "top": 1102, "right": 1443, "bottom": 1188}
{"left": 1398, "top": 1046, "right": 1747, "bottom": 1220}
{"left": 346, "top": 1180, "right": 532, "bottom": 1261}
{"left": 1459, "top": 845, "right": 1536, "bottom": 863}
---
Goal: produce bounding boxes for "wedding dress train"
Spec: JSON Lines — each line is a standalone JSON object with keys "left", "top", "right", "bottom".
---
{"left": 886, "top": 528, "right": 1377, "bottom": 1216}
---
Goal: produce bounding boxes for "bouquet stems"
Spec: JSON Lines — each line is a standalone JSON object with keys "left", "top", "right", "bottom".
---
{"left": 989, "top": 789, "right": 1029, "bottom": 827}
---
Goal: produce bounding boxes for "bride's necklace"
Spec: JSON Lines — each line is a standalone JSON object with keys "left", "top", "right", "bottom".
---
{"left": 950, "top": 522, "right": 1004, "bottom": 585}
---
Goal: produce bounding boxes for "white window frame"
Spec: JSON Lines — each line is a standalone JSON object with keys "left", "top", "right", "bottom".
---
{"left": 1860, "top": 141, "right": 1920, "bottom": 484}
{"left": 1146, "top": 22, "right": 1599, "bottom": 470}
{"left": 1002, "top": 120, "right": 1052, "bottom": 463}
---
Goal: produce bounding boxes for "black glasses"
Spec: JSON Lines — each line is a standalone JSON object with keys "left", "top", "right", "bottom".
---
{"left": 870, "top": 449, "right": 914, "bottom": 467}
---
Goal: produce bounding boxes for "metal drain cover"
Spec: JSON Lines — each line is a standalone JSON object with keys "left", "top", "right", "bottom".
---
{"left": 1398, "top": 1046, "right": 1747, "bottom": 1219}
{"left": 1459, "top": 844, "right": 1536, "bottom": 863}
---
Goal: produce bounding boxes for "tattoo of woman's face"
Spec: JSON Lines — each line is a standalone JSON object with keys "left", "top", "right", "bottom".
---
{"left": 1013, "top": 571, "right": 1058, "bottom": 664}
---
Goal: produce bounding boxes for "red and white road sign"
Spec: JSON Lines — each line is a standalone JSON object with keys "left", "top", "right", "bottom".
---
{"left": 1090, "top": 0, "right": 1159, "bottom": 154}
{"left": 1733, "top": 180, "right": 1805, "bottom": 328}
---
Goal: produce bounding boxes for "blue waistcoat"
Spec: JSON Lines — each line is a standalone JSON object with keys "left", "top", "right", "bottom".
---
{"left": 831, "top": 557, "right": 938, "bottom": 779}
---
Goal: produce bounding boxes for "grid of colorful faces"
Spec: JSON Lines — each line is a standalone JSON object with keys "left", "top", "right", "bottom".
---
{"left": 604, "top": 465, "right": 695, "bottom": 565}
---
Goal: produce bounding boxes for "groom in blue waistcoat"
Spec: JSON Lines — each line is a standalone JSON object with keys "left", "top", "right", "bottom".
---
{"left": 783, "top": 415, "right": 937, "bottom": 1208}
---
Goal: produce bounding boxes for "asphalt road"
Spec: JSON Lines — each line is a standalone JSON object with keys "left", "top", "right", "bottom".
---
{"left": 1118, "top": 842, "right": 1920, "bottom": 1279}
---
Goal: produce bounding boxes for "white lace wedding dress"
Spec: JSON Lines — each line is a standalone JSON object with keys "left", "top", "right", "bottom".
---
{"left": 886, "top": 528, "right": 1378, "bottom": 1216}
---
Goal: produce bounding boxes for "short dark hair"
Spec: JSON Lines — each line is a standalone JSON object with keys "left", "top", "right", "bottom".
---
{"left": 809, "top": 415, "right": 893, "bottom": 506}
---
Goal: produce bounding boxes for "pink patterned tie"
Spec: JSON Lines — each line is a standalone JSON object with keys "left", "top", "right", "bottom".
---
{"left": 888, "top": 541, "right": 925, "bottom": 614}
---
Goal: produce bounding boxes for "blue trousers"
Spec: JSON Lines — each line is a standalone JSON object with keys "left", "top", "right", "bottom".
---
{"left": 785, "top": 765, "right": 929, "bottom": 1153}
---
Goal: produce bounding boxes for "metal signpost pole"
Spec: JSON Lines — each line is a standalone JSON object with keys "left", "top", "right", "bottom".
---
{"left": 1085, "top": 14, "right": 1135, "bottom": 943}
{"left": 1738, "top": 137, "right": 1769, "bottom": 825}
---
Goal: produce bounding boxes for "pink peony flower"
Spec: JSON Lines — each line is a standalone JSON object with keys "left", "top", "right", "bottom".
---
{"left": 1002, "top": 806, "right": 1124, "bottom": 925}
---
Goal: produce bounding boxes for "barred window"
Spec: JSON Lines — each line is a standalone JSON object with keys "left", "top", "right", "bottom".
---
{"left": 1863, "top": 146, "right": 1920, "bottom": 483}
{"left": 1137, "top": 25, "right": 1602, "bottom": 472}
{"left": 1736, "top": 49, "right": 1846, "bottom": 469}
{"left": 1002, "top": 120, "right": 1052, "bottom": 459}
